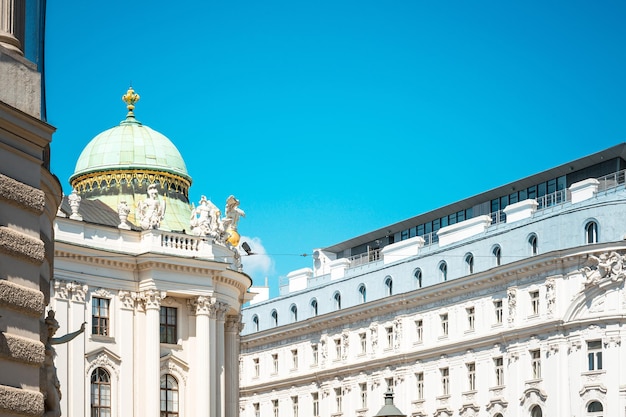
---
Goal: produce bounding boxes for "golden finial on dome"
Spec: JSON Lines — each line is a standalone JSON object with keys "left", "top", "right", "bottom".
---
{"left": 122, "top": 86, "right": 140, "bottom": 117}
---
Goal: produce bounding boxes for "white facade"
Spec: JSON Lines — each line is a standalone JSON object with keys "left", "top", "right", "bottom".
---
{"left": 239, "top": 145, "right": 626, "bottom": 417}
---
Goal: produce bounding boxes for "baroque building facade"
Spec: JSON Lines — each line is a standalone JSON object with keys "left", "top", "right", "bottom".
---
{"left": 239, "top": 144, "right": 626, "bottom": 417}
{"left": 0, "top": 1, "right": 63, "bottom": 416}
{"left": 50, "top": 91, "right": 252, "bottom": 417}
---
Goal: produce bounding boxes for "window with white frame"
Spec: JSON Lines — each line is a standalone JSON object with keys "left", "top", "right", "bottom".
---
{"left": 466, "top": 362, "right": 476, "bottom": 391}
{"left": 528, "top": 233, "right": 538, "bottom": 255}
{"left": 291, "top": 349, "right": 298, "bottom": 370}
{"left": 253, "top": 358, "right": 260, "bottom": 377}
{"left": 334, "top": 338, "right": 342, "bottom": 360}
{"left": 291, "top": 396, "right": 298, "bottom": 417}
{"left": 359, "top": 383, "right": 367, "bottom": 409}
{"left": 587, "top": 340, "right": 603, "bottom": 371}
{"left": 439, "top": 262, "right": 448, "bottom": 281}
{"left": 493, "top": 245, "right": 502, "bottom": 266}
{"left": 334, "top": 292, "right": 342, "bottom": 310}
{"left": 385, "top": 377, "right": 394, "bottom": 392}
{"left": 160, "top": 374, "right": 179, "bottom": 417}
{"left": 440, "top": 368, "right": 450, "bottom": 396}
{"left": 465, "top": 253, "right": 474, "bottom": 274}
{"left": 466, "top": 307, "right": 475, "bottom": 331}
{"left": 414, "top": 268, "right": 423, "bottom": 288}
{"left": 359, "top": 332, "right": 367, "bottom": 354}
{"left": 310, "top": 299, "right": 318, "bottom": 316}
{"left": 385, "top": 326, "right": 393, "bottom": 348}
{"left": 253, "top": 403, "right": 260, "bottom": 417}
{"left": 290, "top": 304, "right": 298, "bottom": 322}
{"left": 271, "top": 310, "right": 278, "bottom": 327}
{"left": 384, "top": 276, "right": 393, "bottom": 296}
{"left": 494, "top": 356, "right": 504, "bottom": 386}
{"left": 494, "top": 300, "right": 503, "bottom": 324}
{"left": 160, "top": 307, "right": 177, "bottom": 344}
{"left": 90, "top": 367, "right": 111, "bottom": 417}
{"left": 440, "top": 313, "right": 449, "bottom": 337}
{"left": 587, "top": 400, "right": 603, "bottom": 417}
{"left": 530, "top": 349, "right": 541, "bottom": 379}
{"left": 530, "top": 290, "right": 540, "bottom": 315}
{"left": 414, "top": 319, "right": 423, "bottom": 343}
{"left": 311, "top": 344, "right": 319, "bottom": 366}
{"left": 272, "top": 399, "right": 279, "bottom": 417}
{"left": 358, "top": 284, "right": 366, "bottom": 303}
{"left": 252, "top": 315, "right": 259, "bottom": 332}
{"left": 271, "top": 353, "right": 278, "bottom": 374}
{"left": 312, "top": 392, "right": 319, "bottom": 417}
{"left": 334, "top": 388, "right": 342, "bottom": 413}
{"left": 415, "top": 372, "right": 424, "bottom": 400}
{"left": 92, "top": 297, "right": 110, "bottom": 336}
{"left": 530, "top": 405, "right": 542, "bottom": 417}
{"left": 585, "top": 221, "right": 598, "bottom": 244}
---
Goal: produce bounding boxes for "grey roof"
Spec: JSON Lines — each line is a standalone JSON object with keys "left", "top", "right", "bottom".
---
{"left": 59, "top": 197, "right": 140, "bottom": 230}
{"left": 323, "top": 143, "right": 626, "bottom": 253}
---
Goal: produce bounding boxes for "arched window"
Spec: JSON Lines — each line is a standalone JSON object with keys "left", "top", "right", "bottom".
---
{"left": 587, "top": 400, "right": 603, "bottom": 415}
{"left": 439, "top": 262, "right": 448, "bottom": 282}
{"left": 271, "top": 310, "right": 278, "bottom": 327}
{"left": 586, "top": 221, "right": 598, "bottom": 244}
{"left": 528, "top": 234, "right": 538, "bottom": 256}
{"left": 333, "top": 292, "right": 342, "bottom": 310}
{"left": 358, "top": 284, "right": 367, "bottom": 303}
{"left": 494, "top": 414, "right": 503, "bottom": 417}
{"left": 252, "top": 315, "right": 259, "bottom": 332}
{"left": 160, "top": 374, "right": 179, "bottom": 417}
{"left": 493, "top": 245, "right": 502, "bottom": 266}
{"left": 290, "top": 304, "right": 298, "bottom": 322}
{"left": 465, "top": 253, "right": 474, "bottom": 274}
{"left": 310, "top": 299, "right": 318, "bottom": 316}
{"left": 91, "top": 367, "right": 111, "bottom": 417}
{"left": 384, "top": 276, "right": 393, "bottom": 296}
{"left": 530, "top": 405, "right": 543, "bottom": 417}
{"left": 414, "top": 268, "right": 423, "bottom": 288}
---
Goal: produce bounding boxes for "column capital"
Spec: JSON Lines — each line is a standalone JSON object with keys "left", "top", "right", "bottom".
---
{"left": 188, "top": 295, "right": 214, "bottom": 315}
{"left": 137, "top": 289, "right": 166, "bottom": 310}
{"left": 225, "top": 314, "right": 242, "bottom": 332}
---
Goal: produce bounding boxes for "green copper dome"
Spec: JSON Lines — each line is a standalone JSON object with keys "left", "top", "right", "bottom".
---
{"left": 71, "top": 117, "right": 190, "bottom": 181}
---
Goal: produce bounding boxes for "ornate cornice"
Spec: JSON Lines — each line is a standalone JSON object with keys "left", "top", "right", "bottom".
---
{"left": 71, "top": 169, "right": 190, "bottom": 197}
{"left": 54, "top": 250, "right": 136, "bottom": 271}
{"left": 54, "top": 279, "right": 88, "bottom": 302}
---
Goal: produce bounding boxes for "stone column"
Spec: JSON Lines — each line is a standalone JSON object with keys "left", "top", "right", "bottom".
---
{"left": 225, "top": 314, "right": 242, "bottom": 417}
{"left": 139, "top": 289, "right": 165, "bottom": 417}
{"left": 190, "top": 296, "right": 212, "bottom": 417}
{"left": 216, "top": 302, "right": 228, "bottom": 417}
{"left": 0, "top": 0, "right": 24, "bottom": 53}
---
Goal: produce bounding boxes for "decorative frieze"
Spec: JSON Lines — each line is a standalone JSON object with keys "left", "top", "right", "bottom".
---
{"left": 54, "top": 280, "right": 88, "bottom": 302}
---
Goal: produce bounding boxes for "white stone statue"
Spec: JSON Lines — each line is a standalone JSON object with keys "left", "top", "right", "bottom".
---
{"left": 190, "top": 196, "right": 223, "bottom": 238}
{"left": 68, "top": 189, "right": 82, "bottom": 221}
{"left": 44, "top": 310, "right": 85, "bottom": 417}
{"left": 117, "top": 200, "right": 131, "bottom": 230}
{"left": 137, "top": 184, "right": 166, "bottom": 230}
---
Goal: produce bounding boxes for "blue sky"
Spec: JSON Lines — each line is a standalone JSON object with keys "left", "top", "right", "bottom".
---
{"left": 45, "top": 1, "right": 626, "bottom": 295}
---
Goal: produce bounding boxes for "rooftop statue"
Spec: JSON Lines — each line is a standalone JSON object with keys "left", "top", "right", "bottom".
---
{"left": 44, "top": 311, "right": 85, "bottom": 417}
{"left": 137, "top": 184, "right": 166, "bottom": 230}
{"left": 223, "top": 195, "right": 245, "bottom": 247}
{"left": 190, "top": 196, "right": 223, "bottom": 238}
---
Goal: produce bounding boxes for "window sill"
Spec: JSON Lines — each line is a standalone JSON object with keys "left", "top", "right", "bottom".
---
{"left": 160, "top": 342, "right": 182, "bottom": 350}
{"left": 90, "top": 335, "right": 115, "bottom": 343}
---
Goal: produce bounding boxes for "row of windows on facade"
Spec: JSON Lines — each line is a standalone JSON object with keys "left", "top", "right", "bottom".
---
{"left": 251, "top": 221, "right": 599, "bottom": 332}
{"left": 92, "top": 300, "right": 178, "bottom": 344}
{"left": 90, "top": 368, "right": 179, "bottom": 417}
{"left": 249, "top": 343, "right": 602, "bottom": 417}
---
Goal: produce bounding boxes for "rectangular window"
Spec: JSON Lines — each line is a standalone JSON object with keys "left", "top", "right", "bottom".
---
{"left": 441, "top": 368, "right": 450, "bottom": 396}
{"left": 415, "top": 320, "right": 423, "bottom": 343}
{"left": 359, "top": 383, "right": 367, "bottom": 409}
{"left": 466, "top": 307, "right": 475, "bottom": 331}
{"left": 467, "top": 362, "right": 476, "bottom": 391}
{"left": 312, "top": 393, "right": 319, "bottom": 417}
{"left": 385, "top": 326, "right": 394, "bottom": 348}
{"left": 253, "top": 403, "right": 260, "bottom": 417}
{"left": 291, "top": 349, "right": 298, "bottom": 370}
{"left": 440, "top": 313, "right": 449, "bottom": 336}
{"left": 272, "top": 353, "right": 278, "bottom": 374}
{"left": 359, "top": 332, "right": 367, "bottom": 354}
{"left": 291, "top": 396, "right": 298, "bottom": 417}
{"left": 334, "top": 338, "right": 342, "bottom": 359}
{"left": 530, "top": 350, "right": 541, "bottom": 379}
{"left": 334, "top": 388, "right": 342, "bottom": 413}
{"left": 415, "top": 372, "right": 424, "bottom": 400}
{"left": 311, "top": 344, "right": 318, "bottom": 366}
{"left": 385, "top": 377, "right": 394, "bottom": 392}
{"left": 253, "top": 358, "right": 260, "bottom": 377}
{"left": 587, "top": 340, "right": 603, "bottom": 370}
{"left": 272, "top": 399, "right": 279, "bottom": 417}
{"left": 92, "top": 297, "right": 110, "bottom": 336}
{"left": 530, "top": 291, "right": 540, "bottom": 315}
{"left": 159, "top": 307, "right": 177, "bottom": 344}
{"left": 494, "top": 300, "right": 503, "bottom": 324}
{"left": 494, "top": 357, "right": 504, "bottom": 386}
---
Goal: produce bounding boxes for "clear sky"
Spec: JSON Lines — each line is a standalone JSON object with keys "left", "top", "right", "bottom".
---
{"left": 45, "top": 1, "right": 626, "bottom": 296}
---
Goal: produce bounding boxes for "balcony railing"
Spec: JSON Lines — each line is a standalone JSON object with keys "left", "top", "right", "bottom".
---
{"left": 536, "top": 189, "right": 568, "bottom": 210}
{"left": 597, "top": 168, "right": 626, "bottom": 192}
{"left": 348, "top": 248, "right": 382, "bottom": 268}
